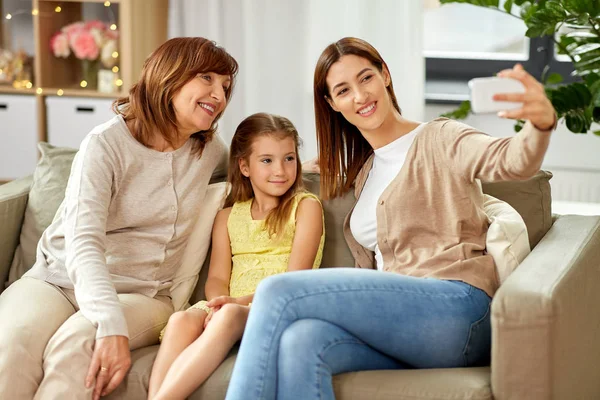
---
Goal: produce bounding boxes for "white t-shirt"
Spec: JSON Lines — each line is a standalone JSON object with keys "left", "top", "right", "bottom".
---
{"left": 350, "top": 124, "right": 424, "bottom": 270}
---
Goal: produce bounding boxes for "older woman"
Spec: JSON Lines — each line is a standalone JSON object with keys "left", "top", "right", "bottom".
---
{"left": 0, "top": 37, "right": 238, "bottom": 400}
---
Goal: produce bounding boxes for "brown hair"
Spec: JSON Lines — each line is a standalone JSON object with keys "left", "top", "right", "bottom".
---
{"left": 225, "top": 113, "right": 305, "bottom": 237}
{"left": 113, "top": 37, "right": 238, "bottom": 156}
{"left": 314, "top": 37, "right": 401, "bottom": 199}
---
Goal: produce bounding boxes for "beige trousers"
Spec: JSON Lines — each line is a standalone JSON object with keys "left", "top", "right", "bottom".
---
{"left": 0, "top": 277, "right": 173, "bottom": 400}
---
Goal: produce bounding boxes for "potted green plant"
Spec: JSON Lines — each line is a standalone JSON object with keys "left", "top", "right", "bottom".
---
{"left": 440, "top": 0, "right": 600, "bottom": 135}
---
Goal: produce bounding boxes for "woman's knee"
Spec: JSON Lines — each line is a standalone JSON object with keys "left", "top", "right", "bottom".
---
{"left": 255, "top": 273, "right": 302, "bottom": 302}
{"left": 279, "top": 320, "right": 328, "bottom": 359}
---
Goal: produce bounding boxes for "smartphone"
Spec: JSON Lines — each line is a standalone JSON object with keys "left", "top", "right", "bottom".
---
{"left": 468, "top": 77, "right": 525, "bottom": 114}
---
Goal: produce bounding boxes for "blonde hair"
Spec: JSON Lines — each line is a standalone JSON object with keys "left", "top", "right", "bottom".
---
{"left": 113, "top": 37, "right": 238, "bottom": 156}
{"left": 225, "top": 113, "right": 305, "bottom": 237}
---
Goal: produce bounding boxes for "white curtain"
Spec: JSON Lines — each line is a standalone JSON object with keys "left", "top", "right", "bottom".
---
{"left": 168, "top": 0, "right": 424, "bottom": 160}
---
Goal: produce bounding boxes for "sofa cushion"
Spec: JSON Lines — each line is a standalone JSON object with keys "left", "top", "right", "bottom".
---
{"left": 111, "top": 345, "right": 491, "bottom": 400}
{"left": 483, "top": 194, "right": 530, "bottom": 284}
{"left": 482, "top": 170, "right": 553, "bottom": 249}
{"left": 303, "top": 172, "right": 355, "bottom": 268}
{"left": 332, "top": 367, "right": 492, "bottom": 400}
{"left": 0, "top": 176, "right": 33, "bottom": 292}
{"left": 8, "top": 143, "right": 77, "bottom": 285}
{"left": 171, "top": 182, "right": 229, "bottom": 311}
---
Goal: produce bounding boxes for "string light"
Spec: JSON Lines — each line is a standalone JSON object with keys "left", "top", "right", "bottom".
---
{"left": 4, "top": 4, "right": 119, "bottom": 93}
{"left": 3, "top": 8, "right": 67, "bottom": 19}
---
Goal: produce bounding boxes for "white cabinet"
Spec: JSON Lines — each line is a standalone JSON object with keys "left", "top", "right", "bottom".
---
{"left": 46, "top": 97, "right": 116, "bottom": 149}
{"left": 0, "top": 94, "right": 39, "bottom": 181}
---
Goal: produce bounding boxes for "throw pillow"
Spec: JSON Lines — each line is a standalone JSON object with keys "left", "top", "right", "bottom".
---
{"left": 483, "top": 194, "right": 531, "bottom": 284}
{"left": 7, "top": 142, "right": 77, "bottom": 285}
{"left": 482, "top": 170, "right": 553, "bottom": 249}
{"left": 302, "top": 172, "right": 356, "bottom": 268}
{"left": 170, "top": 182, "right": 229, "bottom": 311}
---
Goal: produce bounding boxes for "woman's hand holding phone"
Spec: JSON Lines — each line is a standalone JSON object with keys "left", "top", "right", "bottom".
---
{"left": 469, "top": 64, "right": 556, "bottom": 131}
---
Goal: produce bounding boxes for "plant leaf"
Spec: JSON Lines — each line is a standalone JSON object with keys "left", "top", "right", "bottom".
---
{"left": 546, "top": 72, "right": 564, "bottom": 84}
{"left": 440, "top": 100, "right": 472, "bottom": 120}
{"left": 570, "top": 43, "right": 600, "bottom": 56}
{"left": 565, "top": 31, "right": 598, "bottom": 39}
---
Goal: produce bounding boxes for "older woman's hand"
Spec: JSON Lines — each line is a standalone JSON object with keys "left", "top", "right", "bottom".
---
{"left": 494, "top": 64, "right": 556, "bottom": 131}
{"left": 85, "top": 335, "right": 131, "bottom": 400}
{"left": 302, "top": 156, "right": 320, "bottom": 174}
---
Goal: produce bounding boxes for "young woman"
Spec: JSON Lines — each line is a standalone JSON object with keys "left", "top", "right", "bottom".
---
{"left": 225, "top": 37, "right": 556, "bottom": 400}
{"left": 148, "top": 113, "right": 324, "bottom": 400}
{"left": 0, "top": 37, "right": 238, "bottom": 400}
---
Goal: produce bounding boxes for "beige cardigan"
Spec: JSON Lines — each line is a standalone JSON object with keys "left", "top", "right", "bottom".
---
{"left": 343, "top": 117, "right": 552, "bottom": 297}
{"left": 26, "top": 115, "right": 227, "bottom": 338}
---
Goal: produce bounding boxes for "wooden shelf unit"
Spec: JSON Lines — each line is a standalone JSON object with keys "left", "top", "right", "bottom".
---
{"left": 0, "top": 0, "right": 167, "bottom": 137}
{"left": 33, "top": 0, "right": 168, "bottom": 103}
{"left": 0, "top": 0, "right": 168, "bottom": 181}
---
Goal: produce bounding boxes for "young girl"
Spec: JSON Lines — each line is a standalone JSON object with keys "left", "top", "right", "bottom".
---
{"left": 147, "top": 112, "right": 325, "bottom": 400}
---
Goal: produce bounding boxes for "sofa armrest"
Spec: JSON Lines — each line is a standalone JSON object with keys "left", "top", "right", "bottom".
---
{"left": 0, "top": 176, "right": 32, "bottom": 293}
{"left": 491, "top": 215, "right": 600, "bottom": 400}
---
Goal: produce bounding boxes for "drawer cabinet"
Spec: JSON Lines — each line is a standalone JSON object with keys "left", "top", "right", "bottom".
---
{"left": 0, "top": 94, "right": 39, "bottom": 181}
{"left": 46, "top": 97, "right": 116, "bottom": 149}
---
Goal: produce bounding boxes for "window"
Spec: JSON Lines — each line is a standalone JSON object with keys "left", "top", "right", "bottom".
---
{"left": 423, "top": 0, "right": 575, "bottom": 102}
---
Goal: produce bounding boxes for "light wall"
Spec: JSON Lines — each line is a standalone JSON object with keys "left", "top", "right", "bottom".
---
{"left": 425, "top": 103, "right": 600, "bottom": 204}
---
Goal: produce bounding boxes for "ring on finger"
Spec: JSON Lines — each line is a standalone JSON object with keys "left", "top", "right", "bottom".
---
{"left": 100, "top": 366, "right": 108, "bottom": 372}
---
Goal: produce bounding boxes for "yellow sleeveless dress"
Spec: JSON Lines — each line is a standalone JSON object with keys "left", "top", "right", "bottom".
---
{"left": 188, "top": 191, "right": 323, "bottom": 311}
{"left": 160, "top": 192, "right": 324, "bottom": 341}
{"left": 226, "top": 191, "right": 324, "bottom": 298}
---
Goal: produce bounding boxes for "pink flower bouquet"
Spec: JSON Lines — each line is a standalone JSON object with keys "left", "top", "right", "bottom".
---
{"left": 50, "top": 20, "right": 119, "bottom": 68}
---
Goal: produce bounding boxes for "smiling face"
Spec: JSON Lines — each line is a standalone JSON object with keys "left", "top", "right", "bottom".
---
{"left": 239, "top": 134, "right": 298, "bottom": 201}
{"left": 325, "top": 54, "right": 393, "bottom": 134}
{"left": 172, "top": 72, "right": 232, "bottom": 137}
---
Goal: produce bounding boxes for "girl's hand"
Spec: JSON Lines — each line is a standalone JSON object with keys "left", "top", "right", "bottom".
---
{"left": 494, "top": 64, "right": 556, "bottom": 131}
{"left": 207, "top": 295, "right": 239, "bottom": 308}
{"left": 204, "top": 307, "right": 219, "bottom": 328}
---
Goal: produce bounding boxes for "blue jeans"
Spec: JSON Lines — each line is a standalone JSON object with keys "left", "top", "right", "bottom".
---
{"left": 225, "top": 268, "right": 492, "bottom": 400}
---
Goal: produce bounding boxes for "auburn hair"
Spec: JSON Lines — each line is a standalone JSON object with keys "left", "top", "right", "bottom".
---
{"left": 313, "top": 37, "right": 401, "bottom": 199}
{"left": 113, "top": 37, "right": 238, "bottom": 156}
{"left": 225, "top": 113, "right": 305, "bottom": 237}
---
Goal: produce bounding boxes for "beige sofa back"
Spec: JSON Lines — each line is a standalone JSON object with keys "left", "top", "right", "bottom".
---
{"left": 6, "top": 143, "right": 553, "bottom": 306}
{"left": 189, "top": 171, "right": 553, "bottom": 304}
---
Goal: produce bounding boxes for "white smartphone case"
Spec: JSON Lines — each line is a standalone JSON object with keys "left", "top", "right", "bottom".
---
{"left": 468, "top": 77, "right": 525, "bottom": 114}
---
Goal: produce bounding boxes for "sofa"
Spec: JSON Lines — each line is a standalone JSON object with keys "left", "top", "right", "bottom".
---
{"left": 1, "top": 143, "right": 600, "bottom": 400}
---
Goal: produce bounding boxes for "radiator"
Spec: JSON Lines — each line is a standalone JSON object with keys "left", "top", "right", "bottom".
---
{"left": 547, "top": 168, "right": 600, "bottom": 203}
